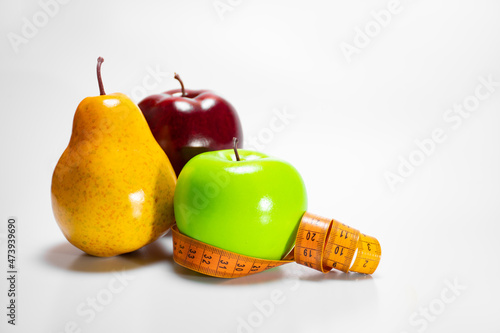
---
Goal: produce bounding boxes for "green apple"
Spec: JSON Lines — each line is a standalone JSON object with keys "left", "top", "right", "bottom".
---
{"left": 174, "top": 149, "right": 307, "bottom": 260}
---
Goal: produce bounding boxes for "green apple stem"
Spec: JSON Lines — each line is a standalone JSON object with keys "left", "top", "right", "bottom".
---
{"left": 233, "top": 137, "right": 240, "bottom": 161}
{"left": 97, "top": 57, "right": 106, "bottom": 96}
{"left": 174, "top": 73, "right": 186, "bottom": 97}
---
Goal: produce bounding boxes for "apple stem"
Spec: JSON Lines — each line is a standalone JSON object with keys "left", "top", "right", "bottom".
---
{"left": 174, "top": 73, "right": 186, "bottom": 97}
{"left": 233, "top": 137, "right": 240, "bottom": 161}
{"left": 96, "top": 57, "right": 106, "bottom": 96}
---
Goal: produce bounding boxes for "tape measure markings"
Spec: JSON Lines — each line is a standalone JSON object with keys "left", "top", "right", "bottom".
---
{"left": 173, "top": 226, "right": 291, "bottom": 278}
{"left": 294, "top": 213, "right": 331, "bottom": 272}
{"left": 348, "top": 234, "right": 381, "bottom": 274}
{"left": 172, "top": 211, "right": 381, "bottom": 278}
{"left": 324, "top": 221, "right": 360, "bottom": 273}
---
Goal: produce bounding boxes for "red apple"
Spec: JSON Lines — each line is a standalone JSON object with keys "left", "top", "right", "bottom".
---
{"left": 138, "top": 74, "right": 243, "bottom": 176}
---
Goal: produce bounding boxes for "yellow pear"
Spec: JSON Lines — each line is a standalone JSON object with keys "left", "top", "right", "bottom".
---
{"left": 51, "top": 57, "right": 176, "bottom": 257}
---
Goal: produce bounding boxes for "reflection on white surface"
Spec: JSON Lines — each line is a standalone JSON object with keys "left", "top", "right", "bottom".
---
{"left": 129, "top": 189, "right": 145, "bottom": 218}
{"left": 3, "top": 0, "right": 500, "bottom": 332}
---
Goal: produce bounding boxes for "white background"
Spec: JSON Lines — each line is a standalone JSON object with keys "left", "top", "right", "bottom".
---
{"left": 1, "top": 0, "right": 500, "bottom": 332}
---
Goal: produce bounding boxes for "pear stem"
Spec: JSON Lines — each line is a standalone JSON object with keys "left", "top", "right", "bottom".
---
{"left": 233, "top": 137, "right": 240, "bottom": 161}
{"left": 96, "top": 57, "right": 106, "bottom": 96}
{"left": 174, "top": 73, "right": 186, "bottom": 97}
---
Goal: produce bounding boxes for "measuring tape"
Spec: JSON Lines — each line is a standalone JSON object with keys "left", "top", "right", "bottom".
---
{"left": 171, "top": 212, "right": 381, "bottom": 278}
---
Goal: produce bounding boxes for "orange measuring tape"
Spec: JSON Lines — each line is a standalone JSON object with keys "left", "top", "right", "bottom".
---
{"left": 171, "top": 212, "right": 381, "bottom": 278}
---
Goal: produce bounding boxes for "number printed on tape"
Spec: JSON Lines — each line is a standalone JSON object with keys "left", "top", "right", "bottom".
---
{"left": 172, "top": 212, "right": 381, "bottom": 278}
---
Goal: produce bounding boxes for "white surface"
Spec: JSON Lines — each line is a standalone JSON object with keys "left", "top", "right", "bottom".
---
{"left": 1, "top": 0, "right": 500, "bottom": 332}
